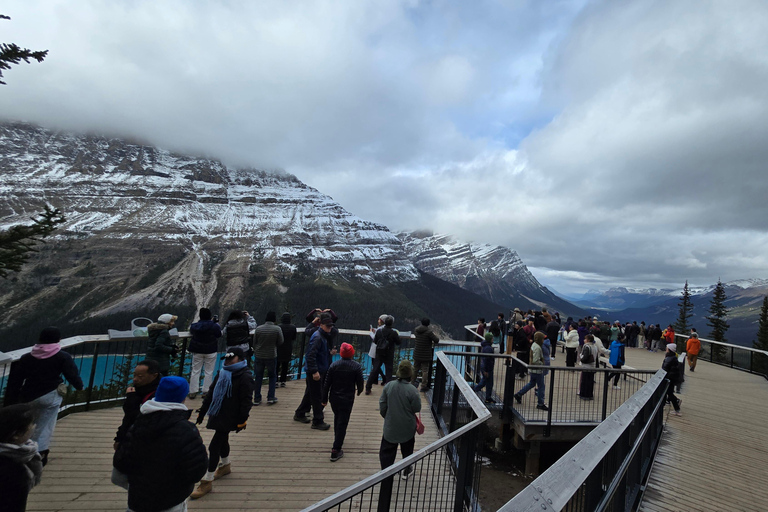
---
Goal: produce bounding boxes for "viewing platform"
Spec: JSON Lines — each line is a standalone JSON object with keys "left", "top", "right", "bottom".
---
{"left": 3, "top": 325, "right": 767, "bottom": 511}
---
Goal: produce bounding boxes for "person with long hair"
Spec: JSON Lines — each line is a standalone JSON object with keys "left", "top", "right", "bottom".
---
{"left": 4, "top": 327, "right": 84, "bottom": 466}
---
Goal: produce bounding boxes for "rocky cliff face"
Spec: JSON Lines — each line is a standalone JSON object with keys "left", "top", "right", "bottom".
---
{"left": 0, "top": 122, "right": 577, "bottom": 332}
{"left": 0, "top": 122, "right": 418, "bottom": 320}
{"left": 397, "top": 231, "right": 579, "bottom": 314}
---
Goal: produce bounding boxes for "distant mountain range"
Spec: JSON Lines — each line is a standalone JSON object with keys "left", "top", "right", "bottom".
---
{"left": 0, "top": 122, "right": 583, "bottom": 350}
{"left": 574, "top": 281, "right": 768, "bottom": 347}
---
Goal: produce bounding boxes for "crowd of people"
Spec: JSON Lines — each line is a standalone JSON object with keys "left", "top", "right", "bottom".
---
{"left": 0, "top": 306, "right": 441, "bottom": 511}
{"left": 1, "top": 304, "right": 702, "bottom": 511}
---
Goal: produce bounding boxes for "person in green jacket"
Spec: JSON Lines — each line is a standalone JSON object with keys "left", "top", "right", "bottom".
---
{"left": 379, "top": 361, "right": 421, "bottom": 480}
{"left": 146, "top": 314, "right": 178, "bottom": 375}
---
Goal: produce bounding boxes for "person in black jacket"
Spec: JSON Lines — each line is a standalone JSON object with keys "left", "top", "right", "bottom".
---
{"left": 113, "top": 359, "right": 161, "bottom": 451}
{"left": 321, "top": 342, "right": 364, "bottom": 462}
{"left": 192, "top": 347, "right": 255, "bottom": 499}
{"left": 113, "top": 376, "right": 208, "bottom": 512}
{"left": 277, "top": 312, "right": 297, "bottom": 387}
{"left": 4, "top": 326, "right": 84, "bottom": 466}
{"left": 412, "top": 318, "right": 440, "bottom": 391}
{"left": 365, "top": 316, "right": 401, "bottom": 394}
{"left": 0, "top": 403, "right": 43, "bottom": 512}
{"left": 662, "top": 344, "right": 682, "bottom": 416}
{"left": 146, "top": 314, "right": 178, "bottom": 376}
{"left": 188, "top": 308, "right": 222, "bottom": 398}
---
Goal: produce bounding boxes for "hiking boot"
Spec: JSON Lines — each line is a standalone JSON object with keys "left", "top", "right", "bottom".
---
{"left": 613, "top": 385, "right": 621, "bottom": 390}
{"left": 401, "top": 467, "right": 413, "bottom": 480}
{"left": 513, "top": 393, "right": 522, "bottom": 404}
{"left": 253, "top": 400, "right": 261, "bottom": 406}
{"left": 294, "top": 414, "right": 311, "bottom": 423}
{"left": 280, "top": 382, "right": 287, "bottom": 387}
{"left": 267, "top": 398, "right": 278, "bottom": 405}
{"left": 330, "top": 449, "right": 344, "bottom": 462}
{"left": 365, "top": 389, "right": 372, "bottom": 395}
{"left": 311, "top": 422, "right": 331, "bottom": 430}
{"left": 536, "top": 404, "right": 549, "bottom": 411}
{"left": 188, "top": 392, "right": 198, "bottom": 399}
{"left": 191, "top": 480, "right": 212, "bottom": 499}
{"left": 213, "top": 463, "right": 231, "bottom": 480}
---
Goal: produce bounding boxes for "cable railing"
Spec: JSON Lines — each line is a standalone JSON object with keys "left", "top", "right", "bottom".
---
{"left": 673, "top": 334, "right": 768, "bottom": 380}
{"left": 498, "top": 370, "right": 669, "bottom": 512}
{"left": 301, "top": 351, "right": 491, "bottom": 512}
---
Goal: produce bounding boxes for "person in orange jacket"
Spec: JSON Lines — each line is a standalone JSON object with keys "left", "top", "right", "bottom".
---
{"left": 686, "top": 330, "right": 701, "bottom": 372}
{"left": 662, "top": 325, "right": 676, "bottom": 351}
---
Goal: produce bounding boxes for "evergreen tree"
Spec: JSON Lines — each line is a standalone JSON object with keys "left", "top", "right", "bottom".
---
{"left": 1, "top": 14, "right": 48, "bottom": 85}
{"left": 0, "top": 205, "right": 66, "bottom": 278}
{"left": 706, "top": 279, "right": 729, "bottom": 360}
{"left": 674, "top": 280, "right": 694, "bottom": 333}
{"left": 754, "top": 296, "right": 768, "bottom": 351}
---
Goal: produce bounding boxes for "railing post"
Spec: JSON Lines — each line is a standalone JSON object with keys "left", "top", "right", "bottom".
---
{"left": 449, "top": 384, "right": 460, "bottom": 432}
{"left": 503, "top": 363, "right": 515, "bottom": 422}
{"left": 176, "top": 337, "right": 189, "bottom": 377}
{"left": 297, "top": 331, "right": 307, "bottom": 380}
{"left": 453, "top": 427, "right": 477, "bottom": 512}
{"left": 731, "top": 346, "right": 734, "bottom": 368}
{"left": 85, "top": 343, "right": 101, "bottom": 411}
{"left": 601, "top": 369, "right": 610, "bottom": 421}
{"left": 544, "top": 369, "right": 555, "bottom": 437}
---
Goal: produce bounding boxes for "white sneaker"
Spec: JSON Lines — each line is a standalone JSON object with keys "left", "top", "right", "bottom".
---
{"left": 613, "top": 385, "right": 620, "bottom": 390}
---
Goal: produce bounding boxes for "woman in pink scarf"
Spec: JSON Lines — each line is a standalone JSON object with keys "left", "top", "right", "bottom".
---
{"left": 4, "top": 327, "right": 84, "bottom": 466}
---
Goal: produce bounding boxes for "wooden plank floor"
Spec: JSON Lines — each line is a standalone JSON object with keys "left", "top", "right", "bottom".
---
{"left": 27, "top": 380, "right": 446, "bottom": 511}
{"left": 634, "top": 350, "right": 768, "bottom": 512}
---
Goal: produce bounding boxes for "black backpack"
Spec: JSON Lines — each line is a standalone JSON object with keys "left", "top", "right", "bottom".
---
{"left": 581, "top": 345, "right": 595, "bottom": 365}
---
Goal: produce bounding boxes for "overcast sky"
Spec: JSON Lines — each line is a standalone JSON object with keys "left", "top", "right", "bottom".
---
{"left": 2, "top": 0, "right": 767, "bottom": 295}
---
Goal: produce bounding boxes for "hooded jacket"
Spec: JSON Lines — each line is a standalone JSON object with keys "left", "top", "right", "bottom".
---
{"left": 113, "top": 402, "right": 207, "bottom": 512}
{"left": 322, "top": 357, "right": 364, "bottom": 406}
{"left": 146, "top": 323, "right": 175, "bottom": 373}
{"left": 114, "top": 376, "right": 161, "bottom": 444}
{"left": 412, "top": 324, "right": 439, "bottom": 362}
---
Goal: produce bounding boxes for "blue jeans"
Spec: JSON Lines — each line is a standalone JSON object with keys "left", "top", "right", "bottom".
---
{"left": 517, "top": 373, "right": 545, "bottom": 406}
{"left": 31, "top": 389, "right": 62, "bottom": 451}
{"left": 473, "top": 370, "right": 494, "bottom": 400}
{"left": 254, "top": 357, "right": 277, "bottom": 401}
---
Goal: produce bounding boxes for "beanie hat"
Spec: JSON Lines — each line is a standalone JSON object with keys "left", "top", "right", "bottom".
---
{"left": 265, "top": 311, "right": 277, "bottom": 323}
{"left": 158, "top": 314, "right": 177, "bottom": 324}
{"left": 534, "top": 331, "right": 545, "bottom": 344}
{"left": 281, "top": 312, "right": 292, "bottom": 324}
{"left": 154, "top": 377, "right": 189, "bottom": 403}
{"left": 666, "top": 343, "right": 677, "bottom": 353}
{"left": 396, "top": 360, "right": 413, "bottom": 379}
{"left": 379, "top": 314, "right": 389, "bottom": 323}
{"left": 39, "top": 327, "right": 61, "bottom": 344}
{"left": 199, "top": 308, "right": 212, "bottom": 321}
{"left": 340, "top": 342, "right": 355, "bottom": 359}
{"left": 320, "top": 314, "right": 334, "bottom": 326}
{"left": 384, "top": 316, "right": 394, "bottom": 327}
{"left": 484, "top": 332, "right": 494, "bottom": 342}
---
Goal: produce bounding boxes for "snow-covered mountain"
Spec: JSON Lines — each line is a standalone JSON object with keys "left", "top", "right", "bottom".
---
{"left": 397, "top": 231, "right": 580, "bottom": 314}
{"left": 0, "top": 122, "right": 578, "bottom": 342}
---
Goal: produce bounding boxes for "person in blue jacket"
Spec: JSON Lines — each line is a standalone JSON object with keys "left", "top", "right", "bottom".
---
{"left": 293, "top": 315, "right": 333, "bottom": 430}
{"left": 472, "top": 333, "right": 496, "bottom": 403}
{"left": 188, "top": 308, "right": 223, "bottom": 399}
{"left": 609, "top": 334, "right": 626, "bottom": 389}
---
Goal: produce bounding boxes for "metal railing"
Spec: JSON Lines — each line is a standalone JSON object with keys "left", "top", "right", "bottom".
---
{"left": 0, "top": 326, "right": 480, "bottom": 413}
{"left": 673, "top": 334, "right": 768, "bottom": 380}
{"left": 498, "top": 370, "right": 669, "bottom": 511}
{"left": 442, "top": 350, "right": 657, "bottom": 437}
{"left": 301, "top": 351, "right": 491, "bottom": 512}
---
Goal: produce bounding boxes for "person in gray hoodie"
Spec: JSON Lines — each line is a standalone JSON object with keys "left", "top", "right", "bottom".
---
{"left": 379, "top": 361, "right": 422, "bottom": 480}
{"left": 252, "top": 311, "right": 284, "bottom": 405}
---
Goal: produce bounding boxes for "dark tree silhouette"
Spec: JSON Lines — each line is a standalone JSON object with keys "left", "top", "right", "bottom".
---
{"left": 0, "top": 206, "right": 66, "bottom": 278}
{"left": 706, "top": 279, "right": 729, "bottom": 360}
{"left": 674, "top": 280, "right": 694, "bottom": 333}
{"left": 754, "top": 296, "right": 768, "bottom": 351}
{"left": 0, "top": 14, "right": 48, "bottom": 85}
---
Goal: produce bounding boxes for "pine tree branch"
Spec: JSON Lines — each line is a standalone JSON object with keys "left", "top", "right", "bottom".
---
{"left": 0, "top": 206, "right": 66, "bottom": 278}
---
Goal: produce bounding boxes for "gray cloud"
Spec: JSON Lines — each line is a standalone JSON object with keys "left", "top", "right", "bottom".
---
{"left": 2, "top": 0, "right": 767, "bottom": 293}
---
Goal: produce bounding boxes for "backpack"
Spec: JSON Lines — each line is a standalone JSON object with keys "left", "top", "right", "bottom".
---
{"left": 581, "top": 345, "right": 595, "bottom": 365}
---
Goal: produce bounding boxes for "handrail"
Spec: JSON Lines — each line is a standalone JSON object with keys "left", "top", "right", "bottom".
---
{"left": 300, "top": 351, "right": 491, "bottom": 512}
{"left": 498, "top": 370, "right": 669, "bottom": 511}
{"left": 674, "top": 333, "right": 768, "bottom": 355}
